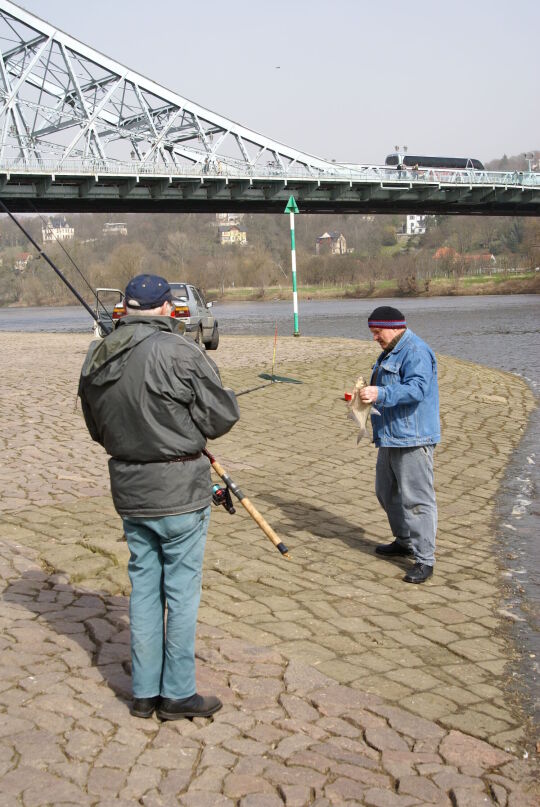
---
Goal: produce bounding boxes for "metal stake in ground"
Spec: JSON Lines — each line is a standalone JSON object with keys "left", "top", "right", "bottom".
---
{"left": 235, "top": 325, "right": 303, "bottom": 396}
{"left": 285, "top": 195, "right": 300, "bottom": 337}
{"left": 203, "top": 449, "right": 290, "bottom": 558}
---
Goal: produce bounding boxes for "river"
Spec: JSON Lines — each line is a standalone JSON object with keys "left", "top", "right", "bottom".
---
{"left": 1, "top": 293, "right": 539, "bottom": 719}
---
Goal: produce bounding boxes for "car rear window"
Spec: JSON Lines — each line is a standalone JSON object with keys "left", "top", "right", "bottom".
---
{"left": 169, "top": 283, "right": 188, "bottom": 299}
{"left": 193, "top": 288, "right": 206, "bottom": 306}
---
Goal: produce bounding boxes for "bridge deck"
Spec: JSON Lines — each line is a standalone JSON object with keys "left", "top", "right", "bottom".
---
{"left": 1, "top": 165, "right": 538, "bottom": 215}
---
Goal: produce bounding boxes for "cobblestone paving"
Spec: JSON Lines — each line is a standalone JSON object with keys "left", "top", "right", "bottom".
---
{"left": 0, "top": 331, "right": 538, "bottom": 805}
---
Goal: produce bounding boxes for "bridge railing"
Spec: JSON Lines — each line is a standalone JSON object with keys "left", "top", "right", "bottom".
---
{"left": 0, "top": 158, "right": 539, "bottom": 187}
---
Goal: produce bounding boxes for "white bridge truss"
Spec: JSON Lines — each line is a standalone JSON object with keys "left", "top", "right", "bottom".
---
{"left": 0, "top": 0, "right": 538, "bottom": 216}
{"left": 0, "top": 0, "right": 344, "bottom": 176}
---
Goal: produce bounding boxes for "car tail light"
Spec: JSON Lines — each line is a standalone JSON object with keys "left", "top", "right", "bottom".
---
{"left": 172, "top": 304, "right": 190, "bottom": 319}
{"left": 112, "top": 302, "right": 126, "bottom": 320}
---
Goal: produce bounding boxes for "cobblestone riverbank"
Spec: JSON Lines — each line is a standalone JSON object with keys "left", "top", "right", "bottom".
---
{"left": 0, "top": 332, "right": 537, "bottom": 805}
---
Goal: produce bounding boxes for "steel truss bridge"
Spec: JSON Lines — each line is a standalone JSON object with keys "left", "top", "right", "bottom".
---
{"left": 0, "top": 0, "right": 538, "bottom": 216}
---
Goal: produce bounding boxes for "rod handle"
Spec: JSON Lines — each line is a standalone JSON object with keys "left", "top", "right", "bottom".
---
{"left": 209, "top": 457, "right": 226, "bottom": 477}
{"left": 204, "top": 450, "right": 289, "bottom": 558}
{"left": 238, "top": 496, "right": 289, "bottom": 557}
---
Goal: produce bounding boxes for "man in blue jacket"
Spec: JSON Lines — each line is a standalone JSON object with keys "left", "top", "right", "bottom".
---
{"left": 359, "top": 306, "right": 440, "bottom": 583}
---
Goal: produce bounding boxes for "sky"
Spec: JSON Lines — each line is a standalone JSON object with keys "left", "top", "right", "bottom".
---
{"left": 14, "top": 0, "right": 540, "bottom": 166}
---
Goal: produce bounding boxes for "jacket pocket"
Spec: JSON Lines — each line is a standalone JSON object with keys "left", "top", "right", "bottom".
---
{"left": 390, "top": 403, "right": 413, "bottom": 440}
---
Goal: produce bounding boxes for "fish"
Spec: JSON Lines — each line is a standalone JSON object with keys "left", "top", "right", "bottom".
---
{"left": 347, "top": 375, "right": 378, "bottom": 443}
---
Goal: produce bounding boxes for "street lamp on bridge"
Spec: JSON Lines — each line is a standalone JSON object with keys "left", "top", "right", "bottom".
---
{"left": 523, "top": 152, "right": 534, "bottom": 172}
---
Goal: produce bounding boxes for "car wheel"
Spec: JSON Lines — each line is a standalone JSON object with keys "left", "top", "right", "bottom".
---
{"left": 204, "top": 324, "right": 219, "bottom": 350}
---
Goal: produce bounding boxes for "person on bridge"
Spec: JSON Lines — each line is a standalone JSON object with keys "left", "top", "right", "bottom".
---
{"left": 359, "top": 306, "right": 440, "bottom": 584}
{"left": 78, "top": 274, "right": 240, "bottom": 719}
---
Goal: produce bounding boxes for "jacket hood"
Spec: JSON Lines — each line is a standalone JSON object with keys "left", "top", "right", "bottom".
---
{"left": 80, "top": 316, "right": 180, "bottom": 388}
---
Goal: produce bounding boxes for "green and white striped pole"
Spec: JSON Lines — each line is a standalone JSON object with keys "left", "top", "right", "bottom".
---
{"left": 285, "top": 195, "right": 300, "bottom": 336}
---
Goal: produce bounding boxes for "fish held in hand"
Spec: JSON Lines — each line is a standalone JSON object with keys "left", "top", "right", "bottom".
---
{"left": 347, "top": 376, "right": 378, "bottom": 443}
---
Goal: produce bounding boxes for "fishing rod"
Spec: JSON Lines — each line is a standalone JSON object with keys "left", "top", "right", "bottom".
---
{"left": 28, "top": 201, "right": 100, "bottom": 301}
{"left": 204, "top": 448, "right": 290, "bottom": 558}
{"left": 2, "top": 203, "right": 290, "bottom": 556}
{"left": 0, "top": 200, "right": 112, "bottom": 335}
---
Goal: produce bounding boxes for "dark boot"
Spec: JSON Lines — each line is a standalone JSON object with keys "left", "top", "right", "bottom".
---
{"left": 403, "top": 563, "right": 433, "bottom": 584}
{"left": 157, "top": 693, "right": 222, "bottom": 721}
{"left": 375, "top": 540, "right": 414, "bottom": 557}
{"left": 130, "top": 695, "right": 160, "bottom": 718}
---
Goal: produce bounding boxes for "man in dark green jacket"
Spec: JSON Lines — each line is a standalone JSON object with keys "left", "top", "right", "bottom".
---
{"left": 79, "top": 274, "right": 239, "bottom": 720}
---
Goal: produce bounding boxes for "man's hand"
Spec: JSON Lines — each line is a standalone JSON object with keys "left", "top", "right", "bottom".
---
{"left": 359, "top": 386, "right": 378, "bottom": 404}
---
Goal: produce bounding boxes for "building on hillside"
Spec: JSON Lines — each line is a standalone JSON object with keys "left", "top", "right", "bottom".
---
{"left": 406, "top": 215, "right": 428, "bottom": 235}
{"left": 218, "top": 224, "right": 247, "bottom": 245}
{"left": 14, "top": 252, "right": 33, "bottom": 272}
{"left": 216, "top": 212, "right": 244, "bottom": 226}
{"left": 316, "top": 231, "right": 347, "bottom": 255}
{"left": 102, "top": 222, "right": 128, "bottom": 236}
{"left": 42, "top": 216, "right": 74, "bottom": 242}
{"left": 434, "top": 247, "right": 496, "bottom": 274}
{"left": 463, "top": 253, "right": 497, "bottom": 274}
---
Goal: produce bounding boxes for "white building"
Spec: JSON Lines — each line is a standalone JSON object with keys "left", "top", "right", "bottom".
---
{"left": 406, "top": 215, "right": 428, "bottom": 236}
{"left": 42, "top": 216, "right": 74, "bottom": 242}
{"left": 215, "top": 212, "right": 244, "bottom": 226}
{"left": 14, "top": 252, "right": 32, "bottom": 272}
{"left": 102, "top": 222, "right": 128, "bottom": 236}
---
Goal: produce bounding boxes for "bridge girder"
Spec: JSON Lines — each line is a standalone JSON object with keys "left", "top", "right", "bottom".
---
{"left": 0, "top": 171, "right": 538, "bottom": 216}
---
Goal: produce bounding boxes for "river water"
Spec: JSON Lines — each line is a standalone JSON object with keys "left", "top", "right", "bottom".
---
{"left": 1, "top": 294, "right": 539, "bottom": 718}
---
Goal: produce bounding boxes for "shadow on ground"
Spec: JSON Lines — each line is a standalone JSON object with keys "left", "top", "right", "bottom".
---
{"left": 4, "top": 568, "right": 133, "bottom": 704}
{"left": 260, "top": 492, "right": 411, "bottom": 569}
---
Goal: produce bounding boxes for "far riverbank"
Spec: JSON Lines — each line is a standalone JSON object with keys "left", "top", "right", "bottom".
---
{"left": 207, "top": 272, "right": 539, "bottom": 302}
{"left": 2, "top": 270, "right": 538, "bottom": 310}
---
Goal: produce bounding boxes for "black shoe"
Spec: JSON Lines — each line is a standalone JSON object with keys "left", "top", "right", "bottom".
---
{"left": 375, "top": 540, "right": 414, "bottom": 557}
{"left": 157, "top": 693, "right": 222, "bottom": 721}
{"left": 131, "top": 695, "right": 160, "bottom": 718}
{"left": 404, "top": 563, "right": 433, "bottom": 584}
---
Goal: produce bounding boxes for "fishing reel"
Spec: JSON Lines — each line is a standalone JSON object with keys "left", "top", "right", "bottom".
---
{"left": 212, "top": 484, "right": 236, "bottom": 515}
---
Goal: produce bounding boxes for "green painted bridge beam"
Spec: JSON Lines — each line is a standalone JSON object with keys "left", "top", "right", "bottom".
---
{"left": 0, "top": 173, "right": 538, "bottom": 216}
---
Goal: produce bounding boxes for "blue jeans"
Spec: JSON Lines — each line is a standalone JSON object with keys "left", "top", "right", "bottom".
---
{"left": 123, "top": 506, "right": 210, "bottom": 699}
{"left": 375, "top": 446, "right": 437, "bottom": 566}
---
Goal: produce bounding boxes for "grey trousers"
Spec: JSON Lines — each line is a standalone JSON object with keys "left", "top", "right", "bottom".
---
{"left": 375, "top": 445, "right": 437, "bottom": 566}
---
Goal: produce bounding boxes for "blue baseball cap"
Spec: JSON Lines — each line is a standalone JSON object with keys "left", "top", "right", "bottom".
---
{"left": 125, "top": 274, "right": 172, "bottom": 310}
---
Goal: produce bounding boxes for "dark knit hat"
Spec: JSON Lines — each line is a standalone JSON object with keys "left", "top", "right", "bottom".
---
{"left": 125, "top": 274, "right": 172, "bottom": 310}
{"left": 367, "top": 306, "right": 407, "bottom": 328}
